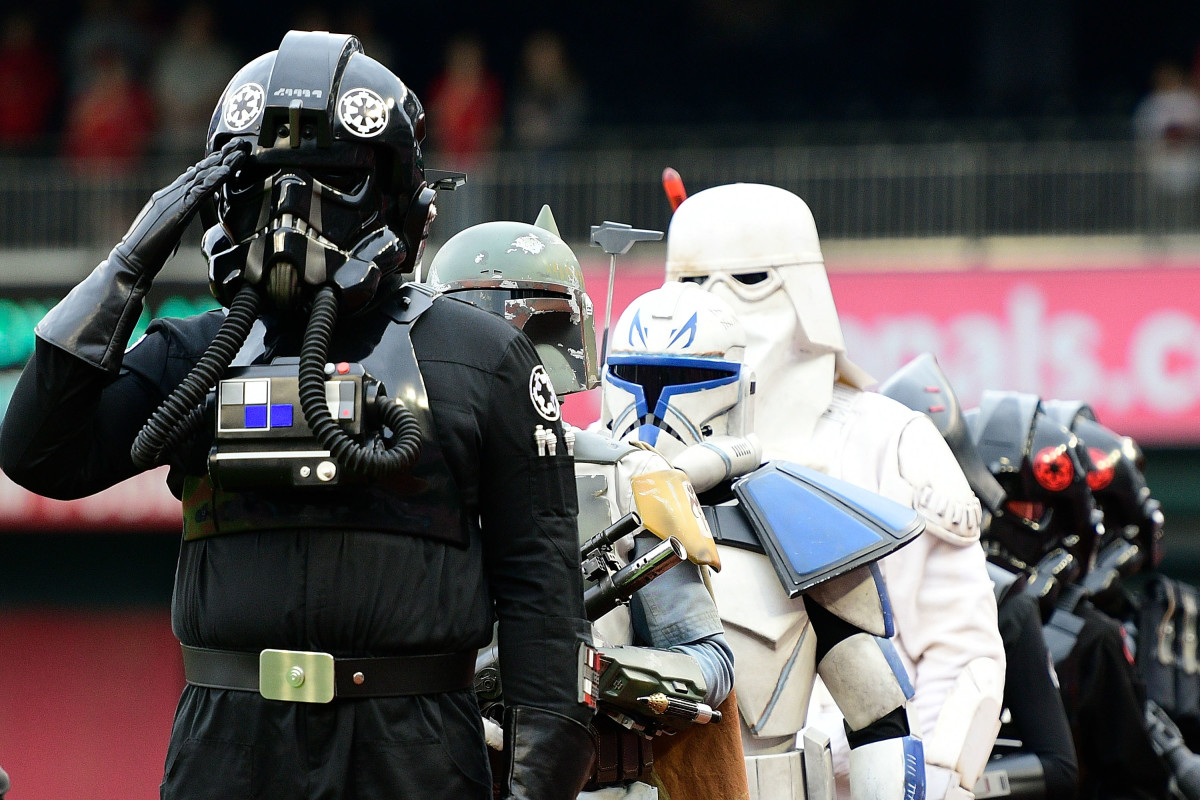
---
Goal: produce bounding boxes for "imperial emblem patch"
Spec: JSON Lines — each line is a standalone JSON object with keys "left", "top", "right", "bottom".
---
{"left": 337, "top": 88, "right": 388, "bottom": 137}
{"left": 529, "top": 364, "right": 560, "bottom": 421}
{"left": 224, "top": 83, "right": 265, "bottom": 131}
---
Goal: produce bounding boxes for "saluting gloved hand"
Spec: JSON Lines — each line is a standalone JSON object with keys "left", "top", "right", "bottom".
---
{"left": 36, "top": 139, "right": 251, "bottom": 373}
{"left": 499, "top": 705, "right": 595, "bottom": 800}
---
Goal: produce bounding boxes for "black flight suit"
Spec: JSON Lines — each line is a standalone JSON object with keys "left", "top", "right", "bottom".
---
{"left": 1057, "top": 603, "right": 1169, "bottom": 800}
{"left": 0, "top": 289, "right": 591, "bottom": 800}
{"left": 994, "top": 590, "right": 1079, "bottom": 798}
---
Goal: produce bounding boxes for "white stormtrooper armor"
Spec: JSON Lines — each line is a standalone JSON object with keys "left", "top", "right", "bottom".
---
{"left": 663, "top": 184, "right": 1006, "bottom": 800}
{"left": 600, "top": 283, "right": 926, "bottom": 800}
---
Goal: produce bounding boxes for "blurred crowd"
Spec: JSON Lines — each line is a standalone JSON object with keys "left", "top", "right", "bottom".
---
{"left": 2, "top": 1, "right": 1200, "bottom": 176}
{"left": 0, "top": 2, "right": 589, "bottom": 173}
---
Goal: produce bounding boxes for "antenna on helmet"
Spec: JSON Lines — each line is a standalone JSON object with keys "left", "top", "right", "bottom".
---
{"left": 662, "top": 167, "right": 688, "bottom": 212}
{"left": 589, "top": 221, "right": 663, "bottom": 368}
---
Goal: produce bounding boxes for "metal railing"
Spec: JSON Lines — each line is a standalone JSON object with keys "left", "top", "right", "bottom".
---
{"left": 0, "top": 140, "right": 1195, "bottom": 253}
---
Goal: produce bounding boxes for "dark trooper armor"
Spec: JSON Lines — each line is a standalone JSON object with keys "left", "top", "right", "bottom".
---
{"left": 964, "top": 391, "right": 1103, "bottom": 590}
{"left": 1042, "top": 400, "right": 1164, "bottom": 580}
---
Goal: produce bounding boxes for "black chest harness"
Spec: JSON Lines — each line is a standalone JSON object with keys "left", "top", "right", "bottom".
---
{"left": 180, "top": 284, "right": 465, "bottom": 546}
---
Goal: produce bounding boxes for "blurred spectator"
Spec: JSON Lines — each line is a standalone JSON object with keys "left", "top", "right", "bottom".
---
{"left": 151, "top": 3, "right": 240, "bottom": 158}
{"left": 64, "top": 0, "right": 153, "bottom": 99}
{"left": 62, "top": 46, "right": 155, "bottom": 173}
{"left": 508, "top": 30, "right": 588, "bottom": 153}
{"left": 425, "top": 33, "right": 503, "bottom": 167}
{"left": 1133, "top": 60, "right": 1200, "bottom": 229}
{"left": 0, "top": 12, "right": 58, "bottom": 153}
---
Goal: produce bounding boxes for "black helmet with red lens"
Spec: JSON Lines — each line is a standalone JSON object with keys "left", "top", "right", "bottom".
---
{"left": 965, "top": 391, "right": 1102, "bottom": 577}
{"left": 1043, "top": 400, "right": 1164, "bottom": 573}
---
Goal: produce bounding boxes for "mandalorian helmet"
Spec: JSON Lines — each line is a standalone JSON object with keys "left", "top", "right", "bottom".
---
{"left": 425, "top": 206, "right": 598, "bottom": 395}
{"left": 600, "top": 281, "right": 753, "bottom": 460}
{"left": 1043, "top": 400, "right": 1164, "bottom": 572}
{"left": 203, "top": 30, "right": 435, "bottom": 316}
{"left": 966, "top": 391, "right": 1103, "bottom": 577}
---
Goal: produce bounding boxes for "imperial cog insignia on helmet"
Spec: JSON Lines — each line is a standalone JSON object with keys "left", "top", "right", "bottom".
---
{"left": 224, "top": 83, "right": 265, "bottom": 131}
{"left": 338, "top": 88, "right": 389, "bottom": 138}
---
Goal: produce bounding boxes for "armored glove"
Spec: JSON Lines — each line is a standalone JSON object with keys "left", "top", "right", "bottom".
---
{"left": 1146, "top": 699, "right": 1200, "bottom": 800}
{"left": 36, "top": 140, "right": 250, "bottom": 372}
{"left": 1023, "top": 548, "right": 1080, "bottom": 622}
{"left": 499, "top": 705, "right": 595, "bottom": 800}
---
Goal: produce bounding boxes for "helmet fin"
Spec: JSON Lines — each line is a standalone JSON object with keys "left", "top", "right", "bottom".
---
{"left": 533, "top": 205, "right": 562, "bottom": 238}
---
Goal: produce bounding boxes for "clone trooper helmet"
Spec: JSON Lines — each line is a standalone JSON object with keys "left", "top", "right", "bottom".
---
{"left": 663, "top": 183, "right": 872, "bottom": 454}
{"left": 966, "top": 391, "right": 1103, "bottom": 577}
{"left": 204, "top": 30, "right": 434, "bottom": 316}
{"left": 600, "top": 282, "right": 752, "bottom": 460}
{"left": 425, "top": 205, "right": 598, "bottom": 395}
{"left": 1043, "top": 400, "right": 1165, "bottom": 572}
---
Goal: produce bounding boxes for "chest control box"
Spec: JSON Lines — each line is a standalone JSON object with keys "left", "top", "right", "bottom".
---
{"left": 208, "top": 360, "right": 375, "bottom": 488}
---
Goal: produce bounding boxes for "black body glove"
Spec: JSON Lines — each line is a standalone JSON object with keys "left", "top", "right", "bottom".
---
{"left": 36, "top": 139, "right": 249, "bottom": 372}
{"left": 499, "top": 706, "right": 595, "bottom": 800}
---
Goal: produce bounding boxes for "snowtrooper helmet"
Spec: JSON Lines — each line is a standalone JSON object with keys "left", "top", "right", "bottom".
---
{"left": 663, "top": 183, "right": 870, "bottom": 456}
{"left": 966, "top": 391, "right": 1103, "bottom": 577}
{"left": 600, "top": 282, "right": 753, "bottom": 460}
{"left": 1043, "top": 400, "right": 1164, "bottom": 572}
{"left": 425, "top": 205, "right": 597, "bottom": 395}
{"left": 664, "top": 183, "right": 872, "bottom": 384}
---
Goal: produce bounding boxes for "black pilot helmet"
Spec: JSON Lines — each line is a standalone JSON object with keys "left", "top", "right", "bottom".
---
{"left": 965, "top": 390, "right": 1103, "bottom": 579}
{"left": 203, "top": 30, "right": 435, "bottom": 316}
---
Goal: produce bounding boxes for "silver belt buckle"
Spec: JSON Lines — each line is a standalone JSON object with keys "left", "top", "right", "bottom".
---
{"left": 259, "top": 649, "right": 336, "bottom": 703}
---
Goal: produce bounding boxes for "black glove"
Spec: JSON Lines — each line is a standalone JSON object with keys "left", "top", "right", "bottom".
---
{"left": 499, "top": 705, "right": 595, "bottom": 800}
{"left": 36, "top": 139, "right": 250, "bottom": 372}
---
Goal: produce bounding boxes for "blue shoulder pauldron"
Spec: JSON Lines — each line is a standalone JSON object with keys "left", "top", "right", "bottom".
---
{"left": 703, "top": 461, "right": 924, "bottom": 598}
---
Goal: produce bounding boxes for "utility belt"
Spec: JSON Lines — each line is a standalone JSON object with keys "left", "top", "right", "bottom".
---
{"left": 181, "top": 644, "right": 476, "bottom": 703}
{"left": 584, "top": 714, "right": 655, "bottom": 790}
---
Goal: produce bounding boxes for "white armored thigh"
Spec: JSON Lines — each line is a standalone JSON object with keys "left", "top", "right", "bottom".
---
{"left": 711, "top": 546, "right": 817, "bottom": 740}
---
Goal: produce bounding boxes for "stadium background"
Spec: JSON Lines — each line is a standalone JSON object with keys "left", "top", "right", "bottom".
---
{"left": 2, "top": 1, "right": 1200, "bottom": 797}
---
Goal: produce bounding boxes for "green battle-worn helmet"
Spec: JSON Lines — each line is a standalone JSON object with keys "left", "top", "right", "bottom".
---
{"left": 426, "top": 206, "right": 599, "bottom": 394}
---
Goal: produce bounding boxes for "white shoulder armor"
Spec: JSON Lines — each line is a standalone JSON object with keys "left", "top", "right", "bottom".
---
{"left": 821, "top": 389, "right": 981, "bottom": 547}
{"left": 895, "top": 414, "right": 981, "bottom": 547}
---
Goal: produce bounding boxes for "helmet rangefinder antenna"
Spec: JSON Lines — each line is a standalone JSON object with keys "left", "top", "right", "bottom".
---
{"left": 662, "top": 167, "right": 688, "bottom": 212}
{"left": 589, "top": 221, "right": 662, "bottom": 367}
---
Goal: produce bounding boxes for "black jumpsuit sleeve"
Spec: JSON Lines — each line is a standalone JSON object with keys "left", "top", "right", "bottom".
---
{"left": 998, "top": 593, "right": 1079, "bottom": 798}
{"left": 477, "top": 332, "right": 593, "bottom": 726}
{"left": 0, "top": 317, "right": 212, "bottom": 499}
{"left": 1065, "top": 606, "right": 1169, "bottom": 800}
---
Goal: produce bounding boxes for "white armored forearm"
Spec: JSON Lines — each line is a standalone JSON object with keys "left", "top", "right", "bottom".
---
{"left": 671, "top": 433, "right": 762, "bottom": 492}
